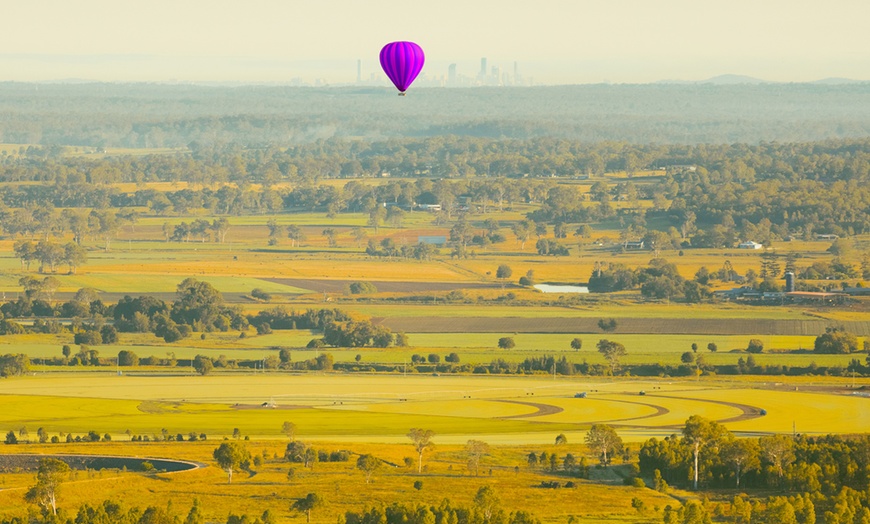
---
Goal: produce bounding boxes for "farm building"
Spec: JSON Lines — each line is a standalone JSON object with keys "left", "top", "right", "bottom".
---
{"left": 716, "top": 286, "right": 849, "bottom": 305}
{"left": 714, "top": 286, "right": 756, "bottom": 300}
{"left": 785, "top": 291, "right": 849, "bottom": 304}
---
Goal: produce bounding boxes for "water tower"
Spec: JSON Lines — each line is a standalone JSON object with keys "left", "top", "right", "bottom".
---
{"left": 785, "top": 272, "right": 795, "bottom": 292}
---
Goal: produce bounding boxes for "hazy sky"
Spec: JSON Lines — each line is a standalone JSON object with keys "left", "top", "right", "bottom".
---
{"left": 2, "top": 0, "right": 869, "bottom": 84}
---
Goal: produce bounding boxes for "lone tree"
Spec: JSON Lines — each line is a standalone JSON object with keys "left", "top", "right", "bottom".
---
{"left": 282, "top": 421, "right": 297, "bottom": 440}
{"left": 213, "top": 441, "right": 251, "bottom": 484}
{"left": 498, "top": 337, "right": 516, "bottom": 349}
{"left": 570, "top": 338, "right": 583, "bottom": 351}
{"left": 117, "top": 350, "right": 139, "bottom": 367}
{"left": 585, "top": 424, "right": 622, "bottom": 467}
{"left": 496, "top": 265, "right": 512, "bottom": 287}
{"left": 356, "top": 454, "right": 382, "bottom": 484}
{"left": 193, "top": 354, "right": 214, "bottom": 376}
{"left": 407, "top": 428, "right": 435, "bottom": 474}
{"left": 597, "top": 318, "right": 618, "bottom": 332}
{"left": 24, "top": 458, "right": 70, "bottom": 516}
{"left": 597, "top": 339, "right": 627, "bottom": 374}
{"left": 746, "top": 339, "right": 764, "bottom": 354}
{"left": 465, "top": 439, "right": 490, "bottom": 476}
{"left": 292, "top": 493, "right": 324, "bottom": 523}
{"left": 814, "top": 328, "right": 859, "bottom": 354}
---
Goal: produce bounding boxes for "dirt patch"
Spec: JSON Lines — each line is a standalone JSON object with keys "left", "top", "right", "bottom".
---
{"left": 591, "top": 397, "right": 671, "bottom": 425}
{"left": 493, "top": 400, "right": 564, "bottom": 419}
{"left": 264, "top": 278, "right": 504, "bottom": 294}
{"left": 644, "top": 393, "right": 765, "bottom": 426}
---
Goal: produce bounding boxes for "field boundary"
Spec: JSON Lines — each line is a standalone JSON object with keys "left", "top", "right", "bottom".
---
{"left": 263, "top": 278, "right": 505, "bottom": 293}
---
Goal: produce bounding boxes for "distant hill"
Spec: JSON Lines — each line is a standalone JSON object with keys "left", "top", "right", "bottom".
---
{"left": 657, "top": 74, "right": 767, "bottom": 85}
{"left": 658, "top": 75, "right": 867, "bottom": 85}
{"left": 700, "top": 74, "right": 768, "bottom": 85}
{"left": 813, "top": 77, "right": 866, "bottom": 85}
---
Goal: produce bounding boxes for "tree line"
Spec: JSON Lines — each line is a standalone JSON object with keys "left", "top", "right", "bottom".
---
{"left": 641, "top": 416, "right": 870, "bottom": 523}
{"left": 2, "top": 83, "right": 868, "bottom": 147}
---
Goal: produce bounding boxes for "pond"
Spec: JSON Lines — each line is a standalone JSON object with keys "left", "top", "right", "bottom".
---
{"left": 533, "top": 284, "right": 589, "bottom": 294}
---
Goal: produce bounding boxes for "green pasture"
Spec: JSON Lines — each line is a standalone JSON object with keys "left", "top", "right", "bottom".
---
{"left": 134, "top": 210, "right": 450, "bottom": 229}
{"left": 399, "top": 333, "right": 860, "bottom": 366}
{"left": 3, "top": 329, "right": 863, "bottom": 370}
{"left": 0, "top": 270, "right": 307, "bottom": 295}
{"left": 336, "top": 303, "right": 814, "bottom": 320}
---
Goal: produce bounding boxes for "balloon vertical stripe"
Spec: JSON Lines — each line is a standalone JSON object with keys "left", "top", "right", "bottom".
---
{"left": 380, "top": 41, "right": 425, "bottom": 94}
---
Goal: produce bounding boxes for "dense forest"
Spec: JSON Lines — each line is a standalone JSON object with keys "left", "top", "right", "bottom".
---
{"left": 0, "top": 83, "right": 869, "bottom": 146}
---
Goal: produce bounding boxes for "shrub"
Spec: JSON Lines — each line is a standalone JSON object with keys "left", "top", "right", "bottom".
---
{"left": 347, "top": 282, "right": 378, "bottom": 295}
{"left": 251, "top": 288, "right": 272, "bottom": 301}
{"left": 814, "top": 329, "right": 858, "bottom": 354}
{"left": 74, "top": 330, "right": 102, "bottom": 345}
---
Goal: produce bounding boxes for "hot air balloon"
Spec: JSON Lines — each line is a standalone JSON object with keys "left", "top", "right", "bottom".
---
{"left": 379, "top": 41, "right": 425, "bottom": 96}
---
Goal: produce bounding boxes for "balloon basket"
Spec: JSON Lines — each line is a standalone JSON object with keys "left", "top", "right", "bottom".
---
{"left": 398, "top": 92, "right": 406, "bottom": 96}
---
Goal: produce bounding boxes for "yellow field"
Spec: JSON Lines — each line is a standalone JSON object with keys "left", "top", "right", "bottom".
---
{"left": 688, "top": 388, "right": 870, "bottom": 434}
{"left": 0, "top": 439, "right": 675, "bottom": 523}
{"left": 0, "top": 375, "right": 866, "bottom": 444}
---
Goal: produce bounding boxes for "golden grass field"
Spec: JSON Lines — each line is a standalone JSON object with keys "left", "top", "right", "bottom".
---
{"left": 0, "top": 373, "right": 865, "bottom": 521}
{"left": 1, "top": 375, "right": 867, "bottom": 443}
{"left": 0, "top": 439, "right": 678, "bottom": 524}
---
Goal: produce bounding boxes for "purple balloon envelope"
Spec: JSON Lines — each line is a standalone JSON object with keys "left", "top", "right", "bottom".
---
{"left": 380, "top": 41, "right": 425, "bottom": 95}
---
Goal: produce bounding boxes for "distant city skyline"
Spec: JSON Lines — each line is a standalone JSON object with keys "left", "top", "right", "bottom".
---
{"left": 1, "top": 0, "right": 868, "bottom": 85}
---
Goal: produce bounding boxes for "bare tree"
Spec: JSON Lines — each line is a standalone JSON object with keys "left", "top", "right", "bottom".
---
{"left": 25, "top": 458, "right": 70, "bottom": 515}
{"left": 408, "top": 428, "right": 435, "bottom": 474}
{"left": 466, "top": 439, "right": 490, "bottom": 476}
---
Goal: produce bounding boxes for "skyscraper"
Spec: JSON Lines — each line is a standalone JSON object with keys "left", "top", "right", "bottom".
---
{"left": 357, "top": 60, "right": 361, "bottom": 83}
{"left": 447, "top": 63, "right": 457, "bottom": 86}
{"left": 479, "top": 58, "right": 487, "bottom": 79}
